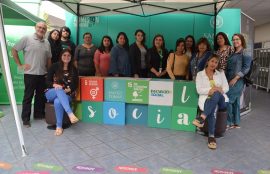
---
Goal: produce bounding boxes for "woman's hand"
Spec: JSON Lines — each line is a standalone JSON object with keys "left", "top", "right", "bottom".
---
{"left": 53, "top": 84, "right": 63, "bottom": 89}
{"left": 208, "top": 87, "right": 217, "bottom": 96}
{"left": 64, "top": 87, "right": 71, "bottom": 93}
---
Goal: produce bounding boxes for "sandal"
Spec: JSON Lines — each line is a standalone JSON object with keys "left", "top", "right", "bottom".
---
{"left": 208, "top": 137, "right": 217, "bottom": 150}
{"left": 69, "top": 115, "right": 79, "bottom": 124}
{"left": 233, "top": 125, "right": 241, "bottom": 129}
{"left": 55, "top": 128, "right": 63, "bottom": 136}
{"left": 192, "top": 116, "right": 205, "bottom": 128}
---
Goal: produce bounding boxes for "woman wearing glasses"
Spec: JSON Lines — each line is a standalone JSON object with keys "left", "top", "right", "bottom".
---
{"left": 226, "top": 33, "right": 252, "bottom": 129}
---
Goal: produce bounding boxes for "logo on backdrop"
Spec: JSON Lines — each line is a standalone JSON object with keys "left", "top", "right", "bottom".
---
{"left": 156, "top": 109, "right": 165, "bottom": 124}
{"left": 74, "top": 16, "right": 100, "bottom": 28}
{"left": 108, "top": 108, "right": 118, "bottom": 119}
{"left": 111, "top": 81, "right": 119, "bottom": 90}
{"left": 177, "top": 113, "right": 189, "bottom": 125}
{"left": 88, "top": 106, "right": 96, "bottom": 118}
{"left": 90, "top": 87, "right": 99, "bottom": 99}
{"left": 210, "top": 15, "right": 223, "bottom": 29}
{"left": 132, "top": 108, "right": 142, "bottom": 119}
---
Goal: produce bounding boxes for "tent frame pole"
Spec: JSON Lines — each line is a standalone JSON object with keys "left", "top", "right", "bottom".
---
{"left": 214, "top": 2, "right": 217, "bottom": 49}
{"left": 0, "top": 4, "right": 27, "bottom": 157}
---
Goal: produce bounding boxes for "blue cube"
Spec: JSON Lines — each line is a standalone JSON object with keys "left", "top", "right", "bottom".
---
{"left": 103, "top": 101, "right": 125, "bottom": 125}
{"left": 126, "top": 104, "right": 148, "bottom": 126}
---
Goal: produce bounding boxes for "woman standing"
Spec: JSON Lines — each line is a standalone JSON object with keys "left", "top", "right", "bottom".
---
{"left": 94, "top": 36, "right": 113, "bottom": 77}
{"left": 226, "top": 34, "right": 252, "bottom": 129}
{"left": 129, "top": 29, "right": 148, "bottom": 78}
{"left": 214, "top": 32, "right": 234, "bottom": 71}
{"left": 190, "top": 37, "right": 212, "bottom": 80}
{"left": 167, "top": 38, "right": 189, "bottom": 80}
{"left": 45, "top": 49, "right": 79, "bottom": 136}
{"left": 147, "top": 34, "right": 168, "bottom": 79}
{"left": 185, "top": 35, "right": 196, "bottom": 59}
{"left": 193, "top": 54, "right": 229, "bottom": 149}
{"left": 109, "top": 32, "right": 131, "bottom": 77}
{"left": 74, "top": 32, "right": 97, "bottom": 76}
{"left": 48, "top": 29, "right": 62, "bottom": 64}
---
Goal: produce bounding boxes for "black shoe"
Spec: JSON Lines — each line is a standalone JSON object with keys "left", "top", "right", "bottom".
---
{"left": 192, "top": 116, "right": 205, "bottom": 128}
{"left": 23, "top": 122, "right": 31, "bottom": 128}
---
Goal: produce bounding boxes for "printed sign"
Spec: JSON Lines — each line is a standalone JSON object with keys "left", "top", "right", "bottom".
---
{"left": 80, "top": 77, "right": 104, "bottom": 101}
{"left": 160, "top": 167, "right": 193, "bottom": 174}
{"left": 173, "top": 81, "right": 198, "bottom": 107}
{"left": 16, "top": 171, "right": 49, "bottom": 174}
{"left": 258, "top": 170, "right": 270, "bottom": 174}
{"left": 148, "top": 105, "right": 171, "bottom": 129}
{"left": 171, "top": 106, "right": 197, "bottom": 132}
{"left": 126, "top": 104, "right": 148, "bottom": 126}
{"left": 104, "top": 78, "right": 126, "bottom": 102}
{"left": 211, "top": 168, "right": 243, "bottom": 174}
{"left": 33, "top": 163, "right": 63, "bottom": 172}
{"left": 115, "top": 166, "right": 148, "bottom": 173}
{"left": 126, "top": 79, "right": 149, "bottom": 104}
{"left": 0, "top": 161, "right": 12, "bottom": 170}
{"left": 82, "top": 101, "right": 103, "bottom": 123}
{"left": 72, "top": 165, "right": 105, "bottom": 172}
{"left": 103, "top": 101, "right": 125, "bottom": 125}
{"left": 149, "top": 80, "right": 173, "bottom": 106}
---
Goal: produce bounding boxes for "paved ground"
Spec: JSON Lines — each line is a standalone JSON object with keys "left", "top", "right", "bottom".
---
{"left": 0, "top": 87, "right": 270, "bottom": 174}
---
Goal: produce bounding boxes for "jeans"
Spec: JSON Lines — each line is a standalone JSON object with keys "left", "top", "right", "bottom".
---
{"left": 227, "top": 79, "right": 244, "bottom": 126}
{"left": 202, "top": 92, "right": 227, "bottom": 136}
{"left": 22, "top": 74, "right": 46, "bottom": 123}
{"left": 45, "top": 88, "right": 72, "bottom": 128}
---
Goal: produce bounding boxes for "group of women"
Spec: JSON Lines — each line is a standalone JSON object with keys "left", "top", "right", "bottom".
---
{"left": 45, "top": 26, "right": 252, "bottom": 150}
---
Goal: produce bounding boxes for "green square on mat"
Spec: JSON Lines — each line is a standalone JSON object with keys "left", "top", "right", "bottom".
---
{"left": 82, "top": 101, "right": 103, "bottom": 123}
{"left": 148, "top": 105, "right": 171, "bottom": 129}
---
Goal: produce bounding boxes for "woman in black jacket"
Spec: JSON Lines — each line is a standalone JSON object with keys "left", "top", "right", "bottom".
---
{"left": 147, "top": 34, "right": 168, "bottom": 79}
{"left": 45, "top": 49, "right": 79, "bottom": 136}
{"left": 48, "top": 29, "right": 62, "bottom": 64}
{"left": 129, "top": 29, "right": 148, "bottom": 78}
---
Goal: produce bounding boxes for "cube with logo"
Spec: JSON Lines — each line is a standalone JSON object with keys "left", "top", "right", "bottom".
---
{"left": 173, "top": 81, "right": 198, "bottom": 107}
{"left": 149, "top": 80, "right": 173, "bottom": 106}
{"left": 148, "top": 105, "right": 172, "bottom": 129}
{"left": 82, "top": 101, "right": 103, "bottom": 123}
{"left": 126, "top": 104, "right": 148, "bottom": 126}
{"left": 104, "top": 78, "right": 126, "bottom": 102}
{"left": 103, "top": 101, "right": 125, "bottom": 125}
{"left": 126, "top": 79, "right": 149, "bottom": 104}
{"left": 80, "top": 77, "right": 104, "bottom": 102}
{"left": 72, "top": 102, "right": 82, "bottom": 120}
{"left": 171, "top": 106, "right": 197, "bottom": 132}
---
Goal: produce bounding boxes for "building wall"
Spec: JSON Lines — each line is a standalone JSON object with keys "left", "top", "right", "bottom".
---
{"left": 255, "top": 22, "right": 270, "bottom": 43}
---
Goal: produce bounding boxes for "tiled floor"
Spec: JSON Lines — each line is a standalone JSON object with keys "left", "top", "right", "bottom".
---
{"left": 0, "top": 88, "right": 270, "bottom": 174}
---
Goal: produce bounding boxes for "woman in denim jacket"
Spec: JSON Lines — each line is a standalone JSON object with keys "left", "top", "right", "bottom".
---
{"left": 226, "top": 34, "right": 252, "bottom": 129}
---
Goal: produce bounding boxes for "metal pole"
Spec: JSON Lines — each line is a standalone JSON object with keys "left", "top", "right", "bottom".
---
{"left": 214, "top": 2, "right": 217, "bottom": 49}
{"left": 76, "top": 3, "right": 80, "bottom": 45}
{"left": 0, "top": 5, "right": 27, "bottom": 157}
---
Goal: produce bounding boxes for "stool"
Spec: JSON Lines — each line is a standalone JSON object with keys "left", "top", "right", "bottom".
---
{"left": 45, "top": 102, "right": 71, "bottom": 129}
{"left": 200, "top": 110, "right": 227, "bottom": 137}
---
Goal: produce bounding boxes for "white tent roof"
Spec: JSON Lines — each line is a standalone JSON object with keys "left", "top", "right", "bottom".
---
{"left": 44, "top": 0, "right": 229, "bottom": 17}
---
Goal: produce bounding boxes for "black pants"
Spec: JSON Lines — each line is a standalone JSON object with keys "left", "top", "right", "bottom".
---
{"left": 21, "top": 74, "right": 46, "bottom": 123}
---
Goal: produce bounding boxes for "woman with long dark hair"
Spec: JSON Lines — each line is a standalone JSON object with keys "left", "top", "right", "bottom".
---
{"left": 226, "top": 34, "right": 252, "bottom": 129}
{"left": 48, "top": 29, "right": 62, "bottom": 64}
{"left": 109, "top": 32, "right": 131, "bottom": 77}
{"left": 214, "top": 32, "right": 234, "bottom": 71}
{"left": 94, "top": 35, "right": 113, "bottom": 77}
{"left": 45, "top": 49, "right": 79, "bottom": 136}
{"left": 185, "top": 35, "right": 196, "bottom": 59}
{"left": 147, "top": 34, "right": 168, "bottom": 78}
{"left": 129, "top": 29, "right": 148, "bottom": 78}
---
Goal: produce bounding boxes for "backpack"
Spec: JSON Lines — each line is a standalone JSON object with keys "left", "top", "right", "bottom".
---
{"left": 243, "top": 58, "right": 260, "bottom": 86}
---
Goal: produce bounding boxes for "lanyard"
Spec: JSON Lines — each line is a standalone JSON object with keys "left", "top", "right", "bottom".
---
{"left": 158, "top": 49, "right": 163, "bottom": 68}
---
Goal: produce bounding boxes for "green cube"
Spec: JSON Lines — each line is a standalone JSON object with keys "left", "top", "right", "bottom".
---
{"left": 173, "top": 81, "right": 198, "bottom": 107}
{"left": 171, "top": 106, "right": 197, "bottom": 132}
{"left": 82, "top": 101, "right": 103, "bottom": 123}
{"left": 126, "top": 79, "right": 149, "bottom": 104}
{"left": 148, "top": 105, "right": 171, "bottom": 129}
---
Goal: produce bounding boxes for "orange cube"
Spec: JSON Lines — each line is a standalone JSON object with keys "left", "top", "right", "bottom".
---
{"left": 80, "top": 77, "right": 104, "bottom": 102}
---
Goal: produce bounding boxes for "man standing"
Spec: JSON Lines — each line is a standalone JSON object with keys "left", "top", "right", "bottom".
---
{"left": 60, "top": 26, "right": 76, "bottom": 57}
{"left": 12, "top": 21, "right": 51, "bottom": 127}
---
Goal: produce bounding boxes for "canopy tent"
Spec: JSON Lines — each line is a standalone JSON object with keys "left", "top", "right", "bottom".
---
{"left": 0, "top": 0, "right": 43, "bottom": 157}
{"left": 43, "top": 0, "right": 230, "bottom": 44}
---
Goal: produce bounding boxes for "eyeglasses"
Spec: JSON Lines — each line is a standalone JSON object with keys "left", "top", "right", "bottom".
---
{"left": 37, "top": 26, "right": 46, "bottom": 30}
{"left": 232, "top": 38, "right": 240, "bottom": 41}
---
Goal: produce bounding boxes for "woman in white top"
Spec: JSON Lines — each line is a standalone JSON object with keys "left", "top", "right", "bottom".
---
{"left": 192, "top": 54, "right": 229, "bottom": 150}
